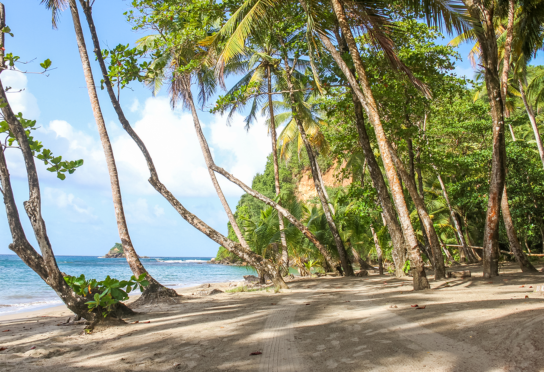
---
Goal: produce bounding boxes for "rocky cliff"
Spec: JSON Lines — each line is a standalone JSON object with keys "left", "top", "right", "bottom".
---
{"left": 295, "top": 162, "right": 352, "bottom": 201}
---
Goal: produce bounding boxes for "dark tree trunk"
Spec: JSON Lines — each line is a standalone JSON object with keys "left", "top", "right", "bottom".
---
{"left": 387, "top": 144, "right": 446, "bottom": 279}
{"left": 350, "top": 91, "right": 406, "bottom": 277}
{"left": 501, "top": 188, "right": 537, "bottom": 272}
{"left": 315, "top": 0, "right": 428, "bottom": 289}
{"left": 463, "top": 0, "right": 507, "bottom": 278}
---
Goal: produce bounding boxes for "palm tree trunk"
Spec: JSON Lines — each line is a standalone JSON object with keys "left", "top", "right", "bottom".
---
{"left": 370, "top": 225, "right": 384, "bottom": 275}
{"left": 210, "top": 165, "right": 341, "bottom": 271}
{"left": 267, "top": 66, "right": 288, "bottom": 272}
{"left": 501, "top": 188, "right": 537, "bottom": 272}
{"left": 351, "top": 246, "right": 374, "bottom": 271}
{"left": 519, "top": 80, "right": 544, "bottom": 169}
{"left": 78, "top": 2, "right": 287, "bottom": 290}
{"left": 351, "top": 88, "right": 406, "bottom": 277}
{"left": 387, "top": 144, "right": 446, "bottom": 279}
{"left": 434, "top": 171, "right": 475, "bottom": 263}
{"left": 280, "top": 54, "right": 353, "bottom": 276}
{"left": 315, "top": 0, "right": 428, "bottom": 289}
{"left": 68, "top": 1, "right": 165, "bottom": 296}
{"left": 463, "top": 0, "right": 507, "bottom": 278}
{"left": 501, "top": 0, "right": 515, "bottom": 103}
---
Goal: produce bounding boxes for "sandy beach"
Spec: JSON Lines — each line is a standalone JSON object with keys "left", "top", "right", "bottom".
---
{"left": 0, "top": 262, "right": 543, "bottom": 371}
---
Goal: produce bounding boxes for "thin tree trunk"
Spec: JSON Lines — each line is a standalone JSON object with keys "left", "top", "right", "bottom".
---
{"left": 78, "top": 2, "right": 286, "bottom": 289}
{"left": 387, "top": 144, "right": 446, "bottom": 279}
{"left": 211, "top": 165, "right": 341, "bottom": 270}
{"left": 464, "top": 0, "right": 507, "bottom": 278}
{"left": 350, "top": 88, "right": 406, "bottom": 278}
{"left": 267, "top": 65, "right": 289, "bottom": 273}
{"left": 351, "top": 246, "right": 374, "bottom": 271}
{"left": 279, "top": 52, "right": 353, "bottom": 276}
{"left": 519, "top": 80, "right": 544, "bottom": 169}
{"left": 501, "top": 0, "right": 515, "bottom": 104}
{"left": 316, "top": 0, "right": 428, "bottom": 289}
{"left": 435, "top": 171, "right": 474, "bottom": 263}
{"left": 68, "top": 0, "right": 169, "bottom": 300}
{"left": 370, "top": 225, "right": 384, "bottom": 275}
{"left": 501, "top": 188, "right": 537, "bottom": 272}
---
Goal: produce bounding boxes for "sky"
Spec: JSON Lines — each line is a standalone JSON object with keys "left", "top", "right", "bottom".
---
{"left": 0, "top": 1, "right": 529, "bottom": 258}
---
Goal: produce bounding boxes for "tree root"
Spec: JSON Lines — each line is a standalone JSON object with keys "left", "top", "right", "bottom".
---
{"left": 131, "top": 284, "right": 180, "bottom": 307}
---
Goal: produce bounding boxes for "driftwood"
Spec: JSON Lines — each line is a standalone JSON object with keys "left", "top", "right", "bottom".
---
{"left": 446, "top": 270, "right": 471, "bottom": 278}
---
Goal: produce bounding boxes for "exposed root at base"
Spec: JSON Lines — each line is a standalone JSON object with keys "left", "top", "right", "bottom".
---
{"left": 131, "top": 285, "right": 180, "bottom": 307}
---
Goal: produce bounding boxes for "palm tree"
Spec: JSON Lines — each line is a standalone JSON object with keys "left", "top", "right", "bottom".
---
{"left": 214, "top": 34, "right": 292, "bottom": 272}
{"left": 42, "top": 0, "right": 177, "bottom": 302}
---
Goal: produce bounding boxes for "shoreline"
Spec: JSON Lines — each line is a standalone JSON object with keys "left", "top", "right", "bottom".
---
{"left": 0, "top": 275, "right": 247, "bottom": 321}
{"left": 0, "top": 262, "right": 543, "bottom": 371}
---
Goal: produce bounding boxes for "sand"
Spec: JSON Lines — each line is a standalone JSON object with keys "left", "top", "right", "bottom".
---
{"left": 0, "top": 262, "right": 543, "bottom": 371}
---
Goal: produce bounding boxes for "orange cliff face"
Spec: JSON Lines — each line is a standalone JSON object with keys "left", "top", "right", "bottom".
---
{"left": 295, "top": 162, "right": 352, "bottom": 201}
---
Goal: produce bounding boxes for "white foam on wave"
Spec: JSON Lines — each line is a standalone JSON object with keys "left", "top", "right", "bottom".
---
{"left": 155, "top": 259, "right": 209, "bottom": 263}
{"left": 0, "top": 299, "right": 63, "bottom": 314}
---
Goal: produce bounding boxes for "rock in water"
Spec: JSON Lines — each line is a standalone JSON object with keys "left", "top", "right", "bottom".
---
{"left": 103, "top": 243, "right": 125, "bottom": 258}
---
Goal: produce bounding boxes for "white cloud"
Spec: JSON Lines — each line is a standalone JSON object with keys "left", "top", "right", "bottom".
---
{"left": 125, "top": 197, "right": 172, "bottom": 225}
{"left": 8, "top": 95, "right": 272, "bottom": 200}
{"left": 130, "top": 99, "right": 140, "bottom": 113}
{"left": 44, "top": 187, "right": 98, "bottom": 223}
{"left": 1, "top": 70, "right": 40, "bottom": 119}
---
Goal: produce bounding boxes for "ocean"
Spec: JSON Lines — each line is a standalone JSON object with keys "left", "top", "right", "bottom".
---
{"left": 0, "top": 255, "right": 256, "bottom": 316}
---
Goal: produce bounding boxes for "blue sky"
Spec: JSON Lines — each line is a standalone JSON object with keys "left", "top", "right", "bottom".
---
{"left": 0, "top": 1, "right": 522, "bottom": 258}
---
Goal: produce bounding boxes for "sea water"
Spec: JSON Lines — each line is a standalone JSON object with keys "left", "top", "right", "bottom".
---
{"left": 0, "top": 255, "right": 256, "bottom": 315}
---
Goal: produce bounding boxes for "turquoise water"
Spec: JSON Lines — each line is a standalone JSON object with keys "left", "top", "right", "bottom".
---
{"left": 0, "top": 255, "right": 256, "bottom": 315}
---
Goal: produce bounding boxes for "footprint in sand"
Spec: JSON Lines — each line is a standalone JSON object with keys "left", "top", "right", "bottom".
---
{"left": 341, "top": 358, "right": 355, "bottom": 364}
{"left": 355, "top": 345, "right": 367, "bottom": 350}
{"left": 331, "top": 340, "right": 340, "bottom": 348}
{"left": 351, "top": 337, "right": 359, "bottom": 342}
{"left": 326, "top": 333, "right": 338, "bottom": 339}
{"left": 363, "top": 329, "right": 374, "bottom": 334}
{"left": 316, "top": 345, "right": 326, "bottom": 351}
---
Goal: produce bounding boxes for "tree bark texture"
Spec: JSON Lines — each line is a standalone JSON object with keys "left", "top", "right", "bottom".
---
{"left": 280, "top": 53, "right": 353, "bottom": 276}
{"left": 387, "top": 144, "right": 446, "bottom": 279}
{"left": 267, "top": 65, "right": 289, "bottom": 272}
{"left": 463, "top": 0, "right": 507, "bottom": 278}
{"left": 351, "top": 89, "right": 406, "bottom": 277}
{"left": 370, "top": 225, "right": 384, "bottom": 275}
{"left": 68, "top": 0, "right": 159, "bottom": 288}
{"left": 435, "top": 171, "right": 476, "bottom": 263}
{"left": 501, "top": 188, "right": 537, "bottom": 272}
{"left": 317, "top": 0, "right": 428, "bottom": 289}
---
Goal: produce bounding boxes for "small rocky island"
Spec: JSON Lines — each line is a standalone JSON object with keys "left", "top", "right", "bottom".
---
{"left": 102, "top": 243, "right": 149, "bottom": 258}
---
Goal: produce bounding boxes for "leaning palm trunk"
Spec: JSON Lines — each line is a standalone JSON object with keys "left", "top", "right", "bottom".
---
{"left": 519, "top": 80, "right": 544, "bottom": 169}
{"left": 350, "top": 83, "right": 406, "bottom": 277}
{"left": 387, "top": 144, "right": 445, "bottom": 279}
{"left": 314, "top": 0, "right": 428, "bottom": 289}
{"left": 68, "top": 0, "right": 175, "bottom": 303}
{"left": 210, "top": 165, "right": 341, "bottom": 271}
{"left": 280, "top": 56, "right": 352, "bottom": 276}
{"left": 79, "top": 2, "right": 287, "bottom": 289}
{"left": 0, "top": 77, "right": 134, "bottom": 323}
{"left": 267, "top": 66, "right": 288, "bottom": 272}
{"left": 370, "top": 225, "right": 384, "bottom": 275}
{"left": 463, "top": 0, "right": 507, "bottom": 278}
{"left": 501, "top": 188, "right": 537, "bottom": 272}
{"left": 434, "top": 171, "right": 476, "bottom": 263}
